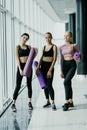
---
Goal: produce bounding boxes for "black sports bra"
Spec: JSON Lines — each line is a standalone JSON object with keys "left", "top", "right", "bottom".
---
{"left": 43, "top": 45, "right": 54, "bottom": 57}
{"left": 18, "top": 45, "right": 30, "bottom": 57}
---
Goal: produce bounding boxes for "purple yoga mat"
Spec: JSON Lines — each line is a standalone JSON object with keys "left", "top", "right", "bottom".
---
{"left": 34, "top": 61, "right": 47, "bottom": 89}
{"left": 74, "top": 52, "right": 80, "bottom": 60}
{"left": 23, "top": 48, "right": 35, "bottom": 77}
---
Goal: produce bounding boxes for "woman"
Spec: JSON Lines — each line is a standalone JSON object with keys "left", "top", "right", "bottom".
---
{"left": 36, "top": 32, "right": 57, "bottom": 110}
{"left": 11, "top": 33, "right": 38, "bottom": 112}
{"left": 60, "top": 31, "right": 82, "bottom": 111}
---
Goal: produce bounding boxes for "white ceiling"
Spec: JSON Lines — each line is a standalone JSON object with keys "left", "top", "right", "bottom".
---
{"left": 35, "top": 0, "right": 76, "bottom": 22}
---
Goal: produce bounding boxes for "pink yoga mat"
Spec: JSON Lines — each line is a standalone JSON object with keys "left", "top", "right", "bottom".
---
{"left": 34, "top": 61, "right": 47, "bottom": 89}
{"left": 23, "top": 48, "right": 35, "bottom": 77}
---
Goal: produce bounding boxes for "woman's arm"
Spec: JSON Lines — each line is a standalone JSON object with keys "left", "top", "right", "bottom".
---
{"left": 73, "top": 44, "right": 83, "bottom": 60}
{"left": 60, "top": 47, "right": 64, "bottom": 78}
{"left": 15, "top": 46, "right": 21, "bottom": 71}
{"left": 34, "top": 48, "right": 38, "bottom": 58}
{"left": 37, "top": 47, "right": 44, "bottom": 68}
{"left": 36, "top": 47, "right": 44, "bottom": 75}
{"left": 60, "top": 47, "right": 64, "bottom": 72}
{"left": 48, "top": 45, "right": 57, "bottom": 71}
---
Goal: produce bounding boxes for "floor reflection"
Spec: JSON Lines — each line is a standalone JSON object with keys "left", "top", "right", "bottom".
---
{"left": 12, "top": 109, "right": 33, "bottom": 130}
{"left": 13, "top": 118, "right": 21, "bottom": 130}
{"left": 28, "top": 110, "right": 32, "bottom": 124}
{"left": 0, "top": 101, "right": 33, "bottom": 130}
{"left": 0, "top": 80, "right": 40, "bottom": 130}
{"left": 12, "top": 113, "right": 20, "bottom": 130}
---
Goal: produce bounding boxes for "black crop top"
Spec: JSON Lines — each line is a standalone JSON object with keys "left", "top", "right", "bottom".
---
{"left": 18, "top": 45, "right": 30, "bottom": 57}
{"left": 43, "top": 45, "right": 54, "bottom": 57}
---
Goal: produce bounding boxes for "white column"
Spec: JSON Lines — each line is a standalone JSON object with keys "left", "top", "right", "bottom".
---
{"left": 0, "top": 12, "right": 3, "bottom": 112}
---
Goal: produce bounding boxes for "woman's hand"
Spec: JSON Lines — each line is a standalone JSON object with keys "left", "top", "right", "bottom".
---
{"left": 47, "top": 70, "right": 52, "bottom": 78}
{"left": 74, "top": 57, "right": 81, "bottom": 62}
{"left": 36, "top": 67, "right": 40, "bottom": 76}
{"left": 60, "top": 72, "right": 64, "bottom": 78}
{"left": 34, "top": 48, "right": 38, "bottom": 58}
{"left": 19, "top": 68, "right": 23, "bottom": 76}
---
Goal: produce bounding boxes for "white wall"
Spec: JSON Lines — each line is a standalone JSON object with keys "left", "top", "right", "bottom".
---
{"left": 0, "top": 0, "right": 61, "bottom": 114}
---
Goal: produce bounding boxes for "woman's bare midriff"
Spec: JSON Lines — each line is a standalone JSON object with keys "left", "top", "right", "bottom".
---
{"left": 20, "top": 56, "right": 28, "bottom": 63}
{"left": 64, "top": 56, "right": 73, "bottom": 61}
{"left": 42, "top": 56, "right": 53, "bottom": 62}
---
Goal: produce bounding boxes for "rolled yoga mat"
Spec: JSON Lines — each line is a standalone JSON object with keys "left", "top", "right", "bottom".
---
{"left": 74, "top": 52, "right": 81, "bottom": 60}
{"left": 34, "top": 61, "right": 47, "bottom": 89}
{"left": 23, "top": 48, "right": 35, "bottom": 77}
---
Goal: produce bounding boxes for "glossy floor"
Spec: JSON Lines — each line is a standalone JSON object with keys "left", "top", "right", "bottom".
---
{"left": 28, "top": 66, "right": 87, "bottom": 130}
{"left": 0, "top": 77, "right": 40, "bottom": 130}
{"left": 0, "top": 65, "right": 87, "bottom": 130}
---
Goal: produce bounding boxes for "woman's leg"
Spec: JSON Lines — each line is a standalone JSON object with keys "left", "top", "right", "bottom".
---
{"left": 13, "top": 68, "right": 23, "bottom": 101}
{"left": 41, "top": 61, "right": 56, "bottom": 109}
{"left": 43, "top": 77, "right": 51, "bottom": 107}
{"left": 44, "top": 68, "right": 54, "bottom": 102}
{"left": 64, "top": 63, "right": 76, "bottom": 101}
{"left": 12, "top": 68, "right": 23, "bottom": 111}
{"left": 47, "top": 78, "right": 56, "bottom": 110}
{"left": 46, "top": 70, "right": 56, "bottom": 110}
{"left": 46, "top": 76, "right": 54, "bottom": 102}
{"left": 44, "top": 88, "right": 49, "bottom": 100}
{"left": 27, "top": 70, "right": 33, "bottom": 110}
{"left": 43, "top": 86, "right": 50, "bottom": 107}
{"left": 63, "top": 60, "right": 76, "bottom": 111}
{"left": 41, "top": 62, "right": 50, "bottom": 105}
{"left": 27, "top": 71, "right": 32, "bottom": 102}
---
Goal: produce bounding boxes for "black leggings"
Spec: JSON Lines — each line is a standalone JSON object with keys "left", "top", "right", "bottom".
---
{"left": 13, "top": 63, "right": 32, "bottom": 100}
{"left": 62, "top": 59, "right": 76, "bottom": 100}
{"left": 41, "top": 61, "right": 54, "bottom": 100}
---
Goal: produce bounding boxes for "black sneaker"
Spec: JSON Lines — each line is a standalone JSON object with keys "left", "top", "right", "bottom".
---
{"left": 28, "top": 102, "right": 33, "bottom": 110}
{"left": 11, "top": 104, "right": 17, "bottom": 112}
{"left": 43, "top": 102, "right": 51, "bottom": 108}
{"left": 51, "top": 104, "right": 56, "bottom": 110}
{"left": 62, "top": 103, "right": 69, "bottom": 111}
